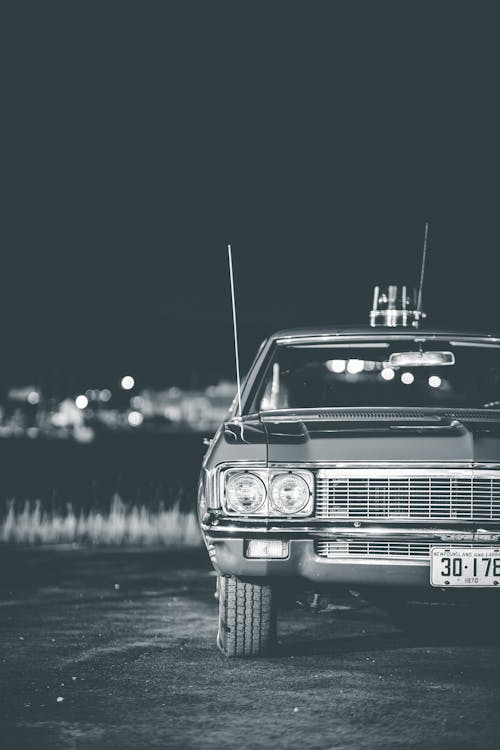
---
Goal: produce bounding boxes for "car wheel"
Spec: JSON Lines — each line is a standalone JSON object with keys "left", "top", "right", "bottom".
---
{"left": 217, "top": 575, "right": 277, "bottom": 657}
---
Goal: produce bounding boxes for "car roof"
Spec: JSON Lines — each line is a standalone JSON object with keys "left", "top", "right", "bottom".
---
{"left": 268, "top": 324, "right": 500, "bottom": 341}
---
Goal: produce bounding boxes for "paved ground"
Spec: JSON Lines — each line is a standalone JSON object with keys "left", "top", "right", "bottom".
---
{"left": 1, "top": 546, "right": 500, "bottom": 749}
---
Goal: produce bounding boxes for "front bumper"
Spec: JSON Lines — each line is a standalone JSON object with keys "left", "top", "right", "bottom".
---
{"left": 201, "top": 513, "right": 500, "bottom": 587}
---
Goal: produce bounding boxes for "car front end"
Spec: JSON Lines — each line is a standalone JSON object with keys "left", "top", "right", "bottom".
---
{"left": 202, "top": 460, "right": 500, "bottom": 589}
{"left": 199, "top": 322, "right": 500, "bottom": 655}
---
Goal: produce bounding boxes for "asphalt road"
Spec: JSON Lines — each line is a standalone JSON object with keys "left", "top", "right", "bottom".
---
{"left": 1, "top": 547, "right": 500, "bottom": 750}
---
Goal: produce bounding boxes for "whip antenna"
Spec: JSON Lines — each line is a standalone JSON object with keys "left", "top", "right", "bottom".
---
{"left": 228, "top": 244, "right": 242, "bottom": 418}
{"left": 416, "top": 221, "right": 429, "bottom": 315}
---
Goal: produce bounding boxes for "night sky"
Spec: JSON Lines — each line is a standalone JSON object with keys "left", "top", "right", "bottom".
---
{"left": 3, "top": 1, "right": 499, "bottom": 393}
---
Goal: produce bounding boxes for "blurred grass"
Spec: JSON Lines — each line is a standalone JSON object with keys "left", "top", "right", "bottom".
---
{"left": 1, "top": 494, "right": 202, "bottom": 547}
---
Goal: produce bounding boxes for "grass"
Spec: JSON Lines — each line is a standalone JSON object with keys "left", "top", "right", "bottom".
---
{"left": 0, "top": 495, "right": 202, "bottom": 547}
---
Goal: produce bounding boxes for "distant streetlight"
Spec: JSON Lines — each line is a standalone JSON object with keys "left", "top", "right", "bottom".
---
{"left": 326, "top": 359, "right": 345, "bottom": 373}
{"left": 27, "top": 391, "right": 40, "bottom": 405}
{"left": 128, "top": 410, "right": 144, "bottom": 427}
{"left": 346, "top": 359, "right": 364, "bottom": 374}
{"left": 75, "top": 395, "right": 89, "bottom": 409}
{"left": 121, "top": 375, "right": 135, "bottom": 391}
{"left": 428, "top": 375, "right": 442, "bottom": 389}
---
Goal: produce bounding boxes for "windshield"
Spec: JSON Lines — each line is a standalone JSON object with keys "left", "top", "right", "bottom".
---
{"left": 254, "top": 340, "right": 500, "bottom": 411}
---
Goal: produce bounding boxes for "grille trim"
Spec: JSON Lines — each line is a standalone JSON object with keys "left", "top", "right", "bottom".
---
{"left": 315, "top": 541, "right": 475, "bottom": 559}
{"left": 315, "top": 470, "right": 500, "bottom": 522}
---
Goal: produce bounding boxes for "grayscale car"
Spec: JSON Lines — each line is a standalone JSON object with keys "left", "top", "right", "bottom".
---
{"left": 198, "top": 286, "right": 500, "bottom": 656}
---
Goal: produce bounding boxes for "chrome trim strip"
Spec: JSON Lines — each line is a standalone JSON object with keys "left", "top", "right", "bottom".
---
{"left": 268, "top": 461, "right": 500, "bottom": 470}
{"left": 259, "top": 408, "right": 500, "bottom": 423}
{"left": 215, "top": 461, "right": 267, "bottom": 468}
{"left": 316, "top": 467, "right": 500, "bottom": 479}
{"left": 389, "top": 420, "right": 463, "bottom": 431}
{"left": 310, "top": 557, "right": 429, "bottom": 567}
{"left": 201, "top": 517, "right": 500, "bottom": 542}
{"left": 275, "top": 334, "right": 500, "bottom": 345}
{"left": 204, "top": 513, "right": 500, "bottom": 528}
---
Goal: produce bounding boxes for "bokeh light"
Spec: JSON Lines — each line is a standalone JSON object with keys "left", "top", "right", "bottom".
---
{"left": 128, "top": 410, "right": 144, "bottom": 427}
{"left": 347, "top": 359, "right": 364, "bottom": 374}
{"left": 121, "top": 376, "right": 135, "bottom": 391}
{"left": 326, "top": 359, "right": 346, "bottom": 373}
{"left": 75, "top": 395, "right": 89, "bottom": 409}
{"left": 131, "top": 396, "right": 145, "bottom": 410}
{"left": 381, "top": 367, "right": 395, "bottom": 381}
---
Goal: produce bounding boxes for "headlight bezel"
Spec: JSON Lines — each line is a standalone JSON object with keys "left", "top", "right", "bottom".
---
{"left": 221, "top": 467, "right": 313, "bottom": 517}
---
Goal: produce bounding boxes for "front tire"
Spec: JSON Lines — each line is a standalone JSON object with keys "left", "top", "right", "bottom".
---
{"left": 217, "top": 575, "right": 277, "bottom": 657}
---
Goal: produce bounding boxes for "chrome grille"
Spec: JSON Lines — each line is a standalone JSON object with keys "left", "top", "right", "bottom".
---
{"left": 315, "top": 470, "right": 500, "bottom": 521}
{"left": 315, "top": 541, "right": 473, "bottom": 559}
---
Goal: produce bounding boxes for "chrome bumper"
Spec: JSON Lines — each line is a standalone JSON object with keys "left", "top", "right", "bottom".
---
{"left": 201, "top": 513, "right": 500, "bottom": 587}
{"left": 201, "top": 512, "right": 500, "bottom": 543}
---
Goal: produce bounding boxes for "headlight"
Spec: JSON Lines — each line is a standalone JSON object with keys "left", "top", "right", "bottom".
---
{"left": 225, "top": 472, "right": 266, "bottom": 514}
{"left": 270, "top": 473, "right": 310, "bottom": 514}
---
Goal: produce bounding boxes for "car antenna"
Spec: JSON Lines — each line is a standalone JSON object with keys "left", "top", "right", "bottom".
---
{"left": 228, "top": 244, "right": 242, "bottom": 419}
{"left": 415, "top": 221, "right": 429, "bottom": 326}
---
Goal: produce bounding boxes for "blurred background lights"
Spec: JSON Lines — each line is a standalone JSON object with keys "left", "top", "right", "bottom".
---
{"left": 27, "top": 391, "right": 40, "bottom": 405}
{"left": 121, "top": 375, "right": 135, "bottom": 390}
{"left": 401, "top": 372, "right": 415, "bottom": 385}
{"left": 428, "top": 375, "right": 442, "bottom": 388}
{"left": 128, "top": 410, "right": 144, "bottom": 427}
{"left": 99, "top": 389, "right": 112, "bottom": 402}
{"left": 326, "top": 359, "right": 346, "bottom": 373}
{"left": 346, "top": 359, "right": 364, "bottom": 374}
{"left": 381, "top": 367, "right": 395, "bottom": 381}
{"left": 131, "top": 395, "right": 145, "bottom": 410}
{"left": 75, "top": 394, "right": 89, "bottom": 409}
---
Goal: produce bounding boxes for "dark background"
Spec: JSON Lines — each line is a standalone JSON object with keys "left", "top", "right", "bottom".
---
{"left": 2, "top": 0, "right": 499, "bottom": 394}
{"left": 2, "top": 13, "right": 500, "bottom": 747}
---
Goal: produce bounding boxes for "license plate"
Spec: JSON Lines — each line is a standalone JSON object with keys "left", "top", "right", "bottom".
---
{"left": 430, "top": 547, "right": 500, "bottom": 587}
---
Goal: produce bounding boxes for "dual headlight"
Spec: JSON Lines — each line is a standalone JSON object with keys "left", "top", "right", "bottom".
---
{"left": 224, "top": 470, "right": 313, "bottom": 516}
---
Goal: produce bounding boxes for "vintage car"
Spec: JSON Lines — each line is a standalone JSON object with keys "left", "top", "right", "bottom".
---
{"left": 198, "top": 286, "right": 500, "bottom": 656}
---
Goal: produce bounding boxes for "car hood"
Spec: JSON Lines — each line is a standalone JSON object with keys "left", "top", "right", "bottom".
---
{"left": 259, "top": 408, "right": 500, "bottom": 465}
